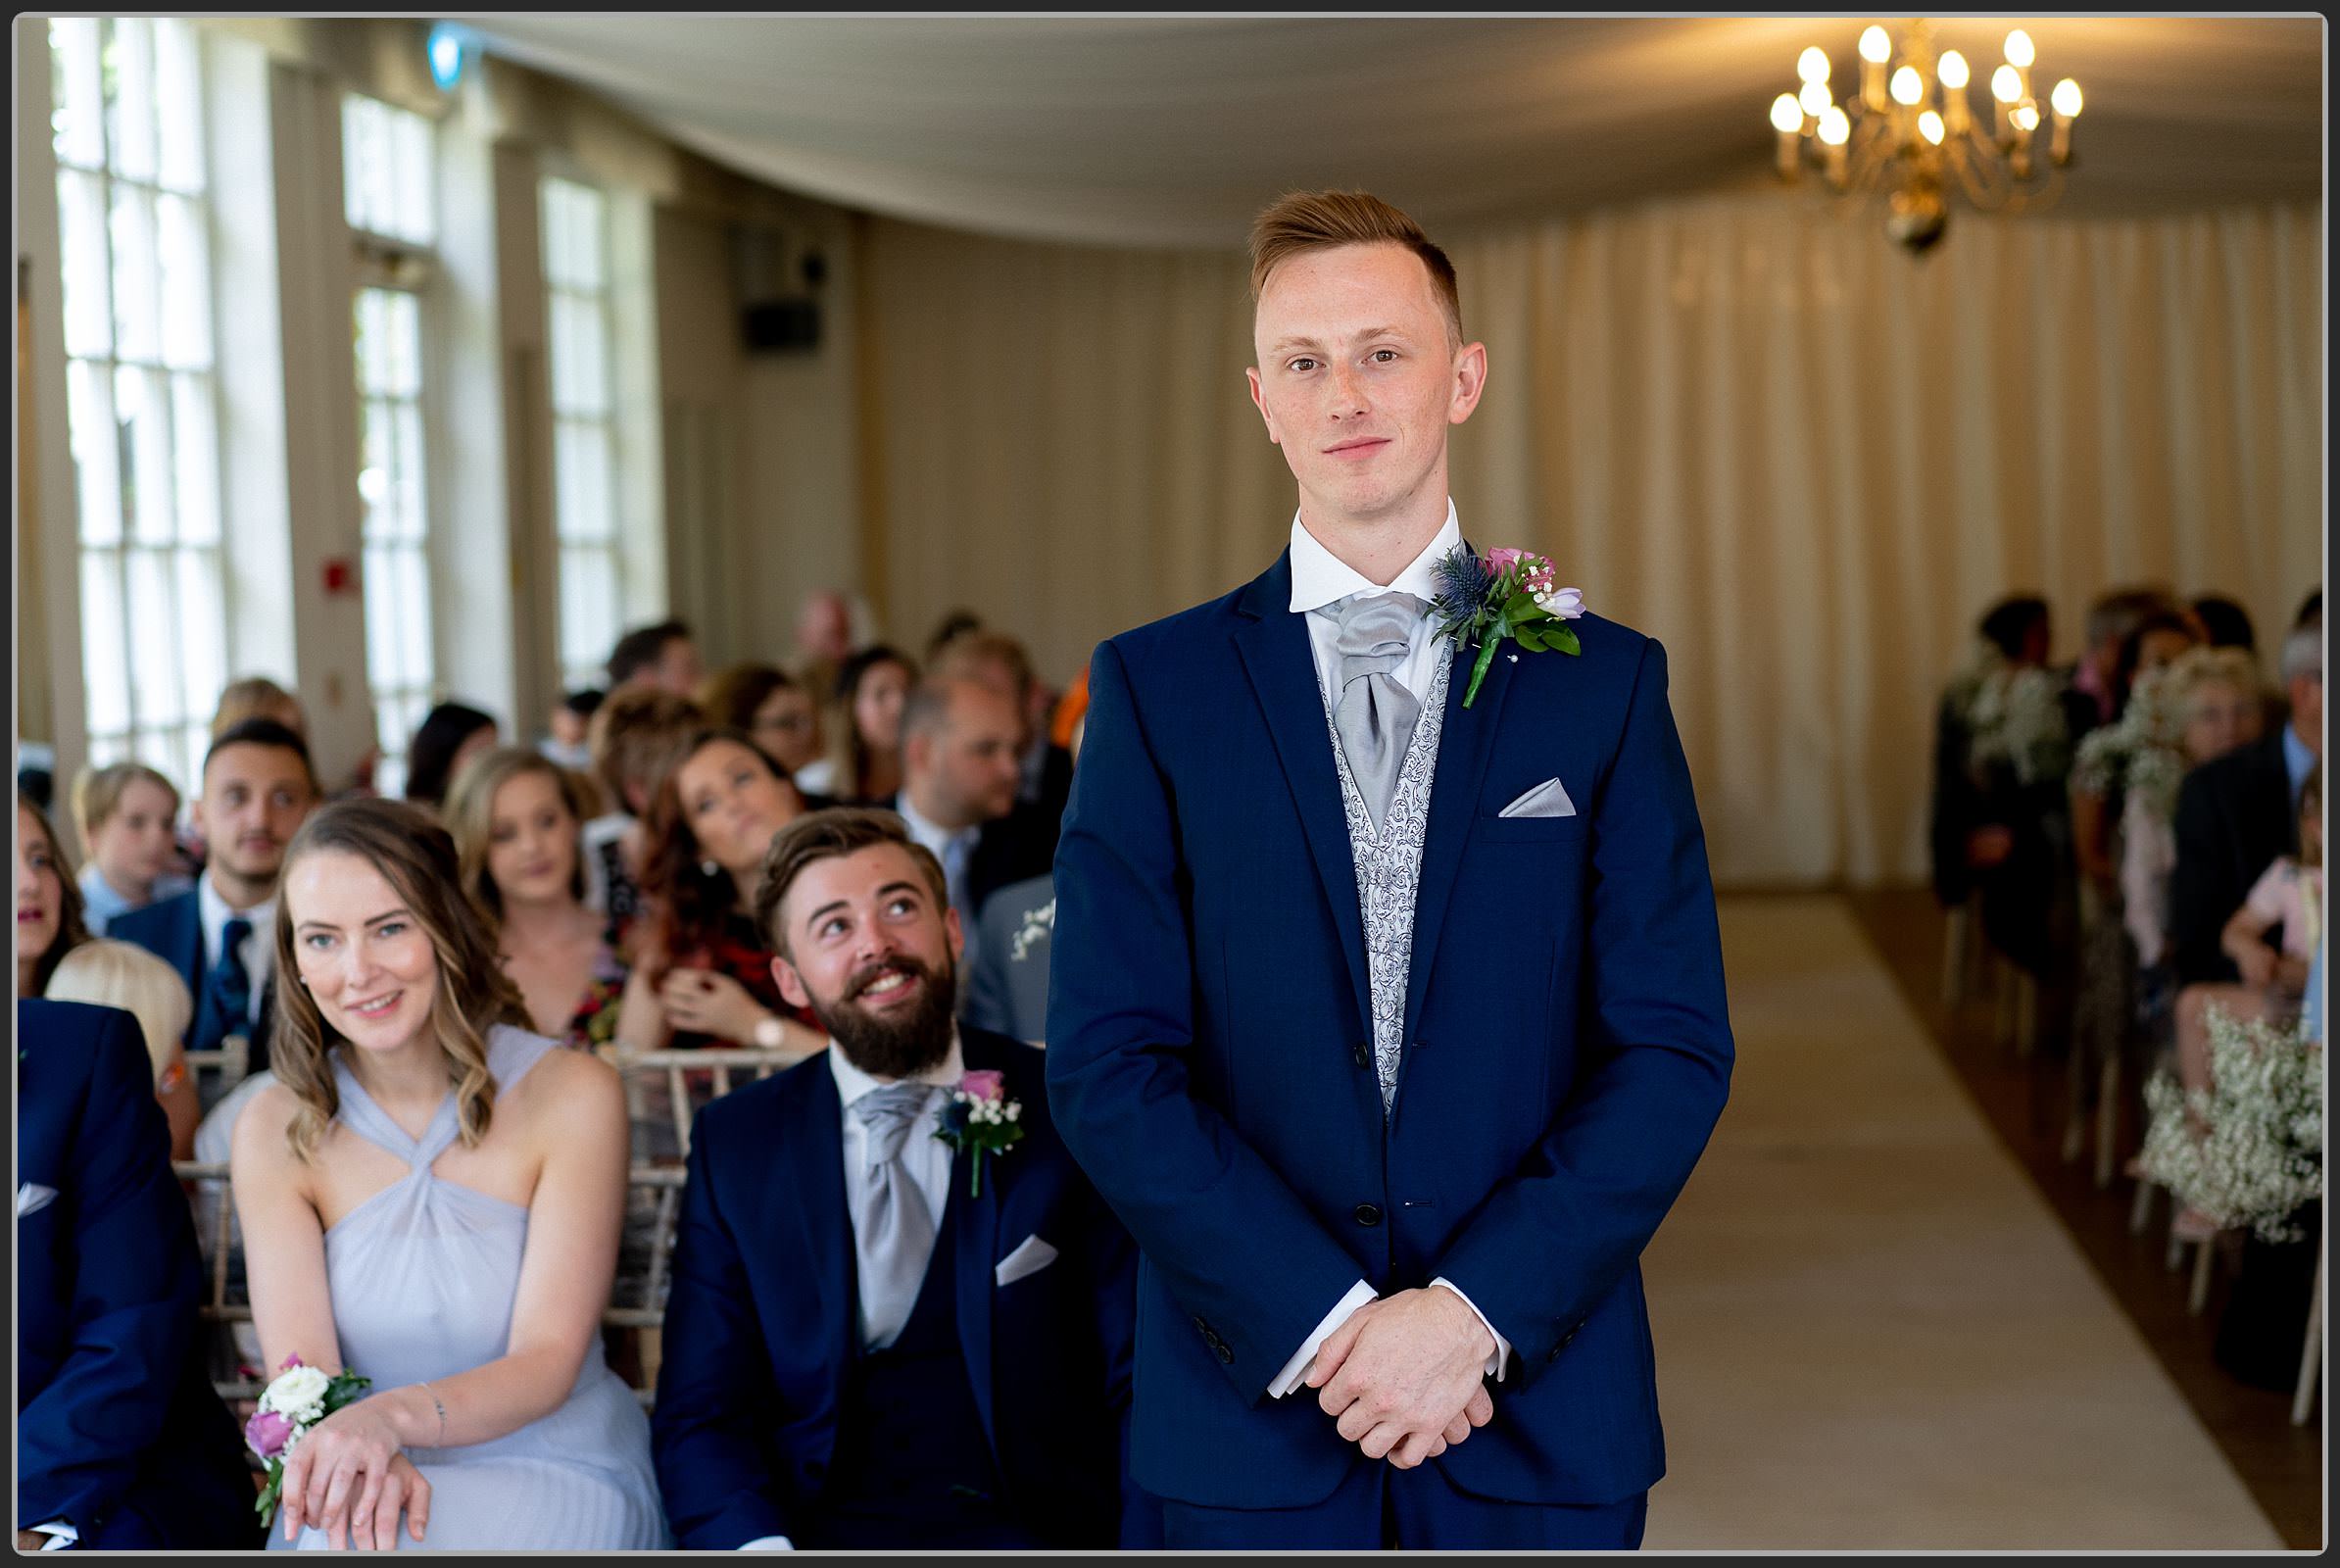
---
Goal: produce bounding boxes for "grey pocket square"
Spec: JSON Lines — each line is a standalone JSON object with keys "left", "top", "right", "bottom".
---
{"left": 1498, "top": 778, "right": 1578, "bottom": 818}
{"left": 994, "top": 1234, "right": 1060, "bottom": 1287}
{"left": 16, "top": 1183, "right": 59, "bottom": 1219}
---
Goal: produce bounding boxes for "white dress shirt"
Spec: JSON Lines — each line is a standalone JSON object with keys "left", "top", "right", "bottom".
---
{"left": 195, "top": 875, "right": 274, "bottom": 1023}
{"left": 1268, "top": 499, "right": 1514, "bottom": 1399}
{"left": 738, "top": 1031, "right": 969, "bottom": 1553}
{"left": 894, "top": 794, "right": 979, "bottom": 922}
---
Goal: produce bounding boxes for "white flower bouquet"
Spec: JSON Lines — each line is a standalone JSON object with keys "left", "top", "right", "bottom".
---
{"left": 2139, "top": 1005, "right": 2323, "bottom": 1243}
{"left": 244, "top": 1354, "right": 372, "bottom": 1528}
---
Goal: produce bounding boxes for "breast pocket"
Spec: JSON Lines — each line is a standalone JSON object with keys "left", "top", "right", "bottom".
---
{"left": 1472, "top": 811, "right": 1591, "bottom": 846}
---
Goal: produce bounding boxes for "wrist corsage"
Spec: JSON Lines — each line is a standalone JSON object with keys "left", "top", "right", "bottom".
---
{"left": 932, "top": 1069, "right": 1026, "bottom": 1198}
{"left": 246, "top": 1353, "right": 372, "bottom": 1528}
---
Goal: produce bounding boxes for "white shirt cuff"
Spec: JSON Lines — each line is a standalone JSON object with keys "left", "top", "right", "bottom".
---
{"left": 28, "top": 1520, "right": 77, "bottom": 1550}
{"left": 738, "top": 1537, "right": 794, "bottom": 1551}
{"left": 1431, "top": 1276, "right": 1511, "bottom": 1383}
{"left": 1267, "top": 1278, "right": 1379, "bottom": 1398}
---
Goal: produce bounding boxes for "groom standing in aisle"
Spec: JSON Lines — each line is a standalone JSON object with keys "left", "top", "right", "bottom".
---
{"left": 1046, "top": 190, "right": 1734, "bottom": 1549}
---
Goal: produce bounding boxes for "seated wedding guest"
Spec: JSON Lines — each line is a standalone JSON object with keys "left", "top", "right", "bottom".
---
{"left": 18, "top": 796, "right": 93, "bottom": 999}
{"left": 212, "top": 674, "right": 309, "bottom": 741}
{"left": 651, "top": 808, "right": 1150, "bottom": 1549}
{"left": 580, "top": 686, "right": 705, "bottom": 935}
{"left": 963, "top": 710, "right": 1085, "bottom": 1046}
{"left": 2192, "top": 594, "right": 2257, "bottom": 654}
{"left": 797, "top": 645, "right": 916, "bottom": 805}
{"left": 2063, "top": 587, "right": 2163, "bottom": 741}
{"left": 884, "top": 678, "right": 1060, "bottom": 929}
{"left": 1934, "top": 596, "right": 2052, "bottom": 906}
{"left": 403, "top": 702, "right": 501, "bottom": 812}
{"left": 19, "top": 739, "right": 57, "bottom": 811}
{"left": 446, "top": 748, "right": 628, "bottom": 1051}
{"left": 2169, "top": 619, "right": 2322, "bottom": 989}
{"left": 2164, "top": 766, "right": 2322, "bottom": 1240}
{"left": 792, "top": 589, "right": 857, "bottom": 704}
{"left": 229, "top": 799, "right": 668, "bottom": 1550}
{"left": 930, "top": 629, "right": 1070, "bottom": 821}
{"left": 45, "top": 940, "right": 203, "bottom": 1160}
{"left": 924, "top": 608, "right": 986, "bottom": 661}
{"left": 607, "top": 618, "right": 704, "bottom": 698}
{"left": 543, "top": 688, "right": 605, "bottom": 773}
{"left": 2118, "top": 648, "right": 2264, "bottom": 1019}
{"left": 2072, "top": 603, "right": 2206, "bottom": 894}
{"left": 699, "top": 662, "right": 828, "bottom": 790}
{"left": 71, "top": 761, "right": 195, "bottom": 934}
{"left": 19, "top": 997, "right": 261, "bottom": 1551}
{"left": 615, "top": 729, "right": 824, "bottom": 1061}
{"left": 113, "top": 719, "right": 320, "bottom": 1079}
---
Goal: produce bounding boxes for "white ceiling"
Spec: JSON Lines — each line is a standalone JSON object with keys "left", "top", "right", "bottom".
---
{"left": 460, "top": 16, "right": 2324, "bottom": 249}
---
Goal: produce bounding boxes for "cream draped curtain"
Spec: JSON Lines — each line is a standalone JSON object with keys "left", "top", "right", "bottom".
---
{"left": 860, "top": 195, "right": 2321, "bottom": 888}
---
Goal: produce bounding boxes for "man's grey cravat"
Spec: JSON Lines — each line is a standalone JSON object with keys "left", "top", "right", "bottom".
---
{"left": 1316, "top": 591, "right": 1426, "bottom": 831}
{"left": 851, "top": 1081, "right": 940, "bottom": 1349}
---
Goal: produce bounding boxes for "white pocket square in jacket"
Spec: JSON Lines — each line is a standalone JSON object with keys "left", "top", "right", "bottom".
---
{"left": 1498, "top": 778, "right": 1577, "bottom": 818}
{"left": 16, "top": 1183, "right": 59, "bottom": 1218}
{"left": 994, "top": 1234, "right": 1059, "bottom": 1287}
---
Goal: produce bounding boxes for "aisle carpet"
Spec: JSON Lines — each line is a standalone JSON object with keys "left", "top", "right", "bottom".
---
{"left": 1637, "top": 896, "right": 2284, "bottom": 1549}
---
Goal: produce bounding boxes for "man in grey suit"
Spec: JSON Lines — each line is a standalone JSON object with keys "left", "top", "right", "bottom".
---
{"left": 963, "top": 872, "right": 1055, "bottom": 1045}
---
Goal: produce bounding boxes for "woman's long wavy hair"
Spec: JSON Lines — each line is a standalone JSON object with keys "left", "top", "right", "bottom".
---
{"left": 635, "top": 727, "right": 799, "bottom": 985}
{"left": 269, "top": 798, "right": 531, "bottom": 1161}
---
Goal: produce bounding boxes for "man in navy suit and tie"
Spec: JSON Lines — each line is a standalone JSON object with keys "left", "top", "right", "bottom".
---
{"left": 17, "top": 998, "right": 262, "bottom": 1549}
{"left": 112, "top": 718, "right": 317, "bottom": 1084}
{"left": 1046, "top": 189, "right": 1735, "bottom": 1549}
{"left": 651, "top": 808, "right": 1151, "bottom": 1549}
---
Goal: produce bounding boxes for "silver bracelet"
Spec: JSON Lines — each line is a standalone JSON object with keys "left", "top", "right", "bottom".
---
{"left": 415, "top": 1381, "right": 447, "bottom": 1447}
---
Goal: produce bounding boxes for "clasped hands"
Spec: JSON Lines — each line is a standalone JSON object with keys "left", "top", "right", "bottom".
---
{"left": 274, "top": 1395, "right": 433, "bottom": 1550}
{"left": 1304, "top": 1286, "right": 1496, "bottom": 1469}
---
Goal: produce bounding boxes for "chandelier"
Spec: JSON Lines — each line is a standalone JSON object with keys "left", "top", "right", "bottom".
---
{"left": 1769, "top": 19, "right": 2081, "bottom": 253}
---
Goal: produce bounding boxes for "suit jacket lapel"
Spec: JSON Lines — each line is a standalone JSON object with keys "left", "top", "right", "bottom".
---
{"left": 1402, "top": 624, "right": 1518, "bottom": 1053}
{"left": 783, "top": 1068, "right": 857, "bottom": 1383}
{"left": 951, "top": 1033, "right": 1005, "bottom": 1454}
{"left": 1232, "top": 554, "right": 1373, "bottom": 1041}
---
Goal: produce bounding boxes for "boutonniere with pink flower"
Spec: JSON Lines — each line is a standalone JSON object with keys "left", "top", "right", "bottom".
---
{"left": 932, "top": 1069, "right": 1026, "bottom": 1198}
{"left": 247, "top": 1353, "right": 372, "bottom": 1528}
{"left": 1430, "top": 546, "right": 1585, "bottom": 708}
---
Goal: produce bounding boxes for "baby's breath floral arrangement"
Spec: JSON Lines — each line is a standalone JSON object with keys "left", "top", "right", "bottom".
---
{"left": 1961, "top": 648, "right": 2072, "bottom": 789}
{"left": 2139, "top": 1005, "right": 2323, "bottom": 1244}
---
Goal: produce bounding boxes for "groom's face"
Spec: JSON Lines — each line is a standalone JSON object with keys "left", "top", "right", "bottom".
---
{"left": 770, "top": 843, "right": 966, "bottom": 1079}
{"left": 1246, "top": 241, "right": 1486, "bottom": 530}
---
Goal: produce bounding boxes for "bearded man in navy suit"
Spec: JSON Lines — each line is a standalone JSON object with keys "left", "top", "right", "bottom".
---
{"left": 1046, "top": 190, "right": 1734, "bottom": 1549}
{"left": 651, "top": 808, "right": 1152, "bottom": 1549}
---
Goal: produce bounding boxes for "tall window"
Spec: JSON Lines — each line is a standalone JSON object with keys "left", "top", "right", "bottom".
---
{"left": 50, "top": 18, "right": 228, "bottom": 795}
{"left": 541, "top": 176, "right": 623, "bottom": 694}
{"left": 344, "top": 93, "right": 438, "bottom": 798}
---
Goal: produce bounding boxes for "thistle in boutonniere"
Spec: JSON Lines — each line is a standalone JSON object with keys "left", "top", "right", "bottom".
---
{"left": 1430, "top": 546, "right": 1585, "bottom": 708}
{"left": 933, "top": 1069, "right": 1025, "bottom": 1198}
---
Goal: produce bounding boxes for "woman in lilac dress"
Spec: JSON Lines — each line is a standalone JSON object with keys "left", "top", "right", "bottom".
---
{"left": 231, "top": 799, "right": 665, "bottom": 1550}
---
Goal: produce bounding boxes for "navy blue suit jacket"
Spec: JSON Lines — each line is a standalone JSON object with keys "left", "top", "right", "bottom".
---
{"left": 1045, "top": 550, "right": 1735, "bottom": 1510}
{"left": 111, "top": 888, "right": 274, "bottom": 1068}
{"left": 17, "top": 1000, "right": 261, "bottom": 1548}
{"left": 650, "top": 1028, "right": 1150, "bottom": 1548}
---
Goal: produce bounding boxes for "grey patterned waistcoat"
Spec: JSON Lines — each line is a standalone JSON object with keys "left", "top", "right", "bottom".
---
{"left": 1319, "top": 645, "right": 1452, "bottom": 1113}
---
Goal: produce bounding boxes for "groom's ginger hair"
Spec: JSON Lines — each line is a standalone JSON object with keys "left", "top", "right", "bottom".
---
{"left": 1247, "top": 189, "right": 1464, "bottom": 351}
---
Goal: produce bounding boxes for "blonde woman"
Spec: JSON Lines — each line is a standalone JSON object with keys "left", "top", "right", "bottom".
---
{"left": 229, "top": 799, "right": 665, "bottom": 1550}
{"left": 444, "top": 748, "right": 627, "bottom": 1051}
{"left": 45, "top": 939, "right": 202, "bottom": 1159}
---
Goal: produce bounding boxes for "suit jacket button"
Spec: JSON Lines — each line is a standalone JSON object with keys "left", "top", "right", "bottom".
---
{"left": 1353, "top": 1203, "right": 1382, "bottom": 1227}
{"left": 1215, "top": 1343, "right": 1235, "bottom": 1365}
{"left": 1353, "top": 1043, "right": 1372, "bottom": 1069}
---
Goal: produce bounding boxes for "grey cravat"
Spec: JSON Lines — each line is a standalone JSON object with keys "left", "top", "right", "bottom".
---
{"left": 851, "top": 1080, "right": 940, "bottom": 1350}
{"left": 1315, "top": 591, "right": 1426, "bottom": 830}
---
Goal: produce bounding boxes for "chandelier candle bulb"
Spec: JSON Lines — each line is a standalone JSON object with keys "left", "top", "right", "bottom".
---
{"left": 2049, "top": 77, "right": 2081, "bottom": 163}
{"left": 1771, "top": 93, "right": 1805, "bottom": 176}
{"left": 1859, "top": 24, "right": 1890, "bottom": 110}
{"left": 1938, "top": 50, "right": 1972, "bottom": 132}
{"left": 1798, "top": 45, "right": 1831, "bottom": 85}
{"left": 1799, "top": 78, "right": 1832, "bottom": 119}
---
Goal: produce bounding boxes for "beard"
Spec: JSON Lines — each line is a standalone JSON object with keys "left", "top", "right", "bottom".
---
{"left": 808, "top": 949, "right": 959, "bottom": 1081}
